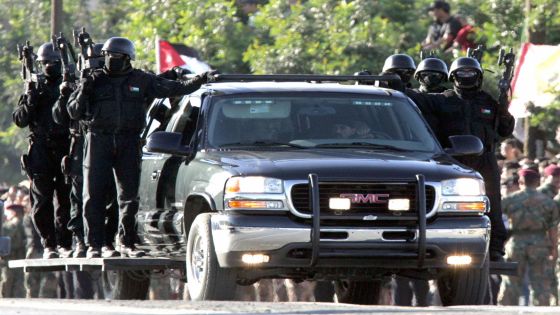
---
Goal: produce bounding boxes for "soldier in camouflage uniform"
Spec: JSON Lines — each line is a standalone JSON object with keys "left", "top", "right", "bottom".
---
{"left": 499, "top": 168, "right": 559, "bottom": 306}
{"left": 23, "top": 207, "right": 58, "bottom": 298}
{"left": 538, "top": 164, "right": 560, "bottom": 305}
{"left": 0, "top": 204, "right": 25, "bottom": 298}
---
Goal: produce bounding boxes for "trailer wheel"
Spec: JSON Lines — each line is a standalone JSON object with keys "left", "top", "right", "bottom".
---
{"left": 186, "top": 213, "right": 237, "bottom": 301}
{"left": 437, "top": 256, "right": 489, "bottom": 305}
{"left": 334, "top": 280, "right": 382, "bottom": 305}
{"left": 314, "top": 281, "right": 335, "bottom": 302}
{"left": 104, "top": 270, "right": 151, "bottom": 300}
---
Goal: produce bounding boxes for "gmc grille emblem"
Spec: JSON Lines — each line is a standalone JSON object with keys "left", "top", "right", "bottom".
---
{"left": 339, "top": 193, "right": 390, "bottom": 204}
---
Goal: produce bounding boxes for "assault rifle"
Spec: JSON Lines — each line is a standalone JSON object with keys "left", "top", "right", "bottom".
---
{"left": 494, "top": 47, "right": 516, "bottom": 150}
{"left": 73, "top": 27, "right": 103, "bottom": 77}
{"left": 52, "top": 32, "right": 78, "bottom": 83}
{"left": 497, "top": 48, "right": 516, "bottom": 110}
{"left": 16, "top": 41, "right": 43, "bottom": 89}
{"left": 467, "top": 45, "right": 485, "bottom": 64}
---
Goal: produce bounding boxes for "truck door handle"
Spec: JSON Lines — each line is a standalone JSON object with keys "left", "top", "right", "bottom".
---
{"left": 151, "top": 170, "right": 161, "bottom": 180}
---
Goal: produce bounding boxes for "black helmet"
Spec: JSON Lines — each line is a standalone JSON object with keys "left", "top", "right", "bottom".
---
{"left": 36, "top": 42, "right": 60, "bottom": 62}
{"left": 101, "top": 37, "right": 135, "bottom": 60}
{"left": 382, "top": 54, "right": 416, "bottom": 73}
{"left": 353, "top": 69, "right": 374, "bottom": 85}
{"left": 91, "top": 43, "right": 104, "bottom": 57}
{"left": 449, "top": 57, "right": 483, "bottom": 81}
{"left": 354, "top": 69, "right": 372, "bottom": 76}
{"left": 414, "top": 58, "right": 448, "bottom": 80}
{"left": 449, "top": 57, "right": 483, "bottom": 89}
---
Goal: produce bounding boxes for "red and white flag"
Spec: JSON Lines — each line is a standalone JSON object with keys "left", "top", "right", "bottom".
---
{"left": 156, "top": 39, "right": 211, "bottom": 74}
{"left": 509, "top": 43, "right": 560, "bottom": 119}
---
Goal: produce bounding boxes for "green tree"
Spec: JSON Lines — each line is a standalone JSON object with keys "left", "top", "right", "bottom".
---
{"left": 120, "top": 0, "right": 252, "bottom": 73}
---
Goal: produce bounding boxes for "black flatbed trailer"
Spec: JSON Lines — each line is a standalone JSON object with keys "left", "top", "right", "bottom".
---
{"left": 8, "top": 257, "right": 184, "bottom": 272}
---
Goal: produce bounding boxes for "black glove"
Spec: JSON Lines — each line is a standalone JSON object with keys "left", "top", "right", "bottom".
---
{"left": 194, "top": 70, "right": 218, "bottom": 84}
{"left": 59, "top": 81, "right": 75, "bottom": 98}
{"left": 173, "top": 66, "right": 192, "bottom": 79}
{"left": 79, "top": 76, "right": 94, "bottom": 95}
{"left": 25, "top": 82, "right": 39, "bottom": 107}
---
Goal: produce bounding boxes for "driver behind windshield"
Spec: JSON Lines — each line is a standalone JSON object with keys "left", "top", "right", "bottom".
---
{"left": 333, "top": 121, "right": 357, "bottom": 139}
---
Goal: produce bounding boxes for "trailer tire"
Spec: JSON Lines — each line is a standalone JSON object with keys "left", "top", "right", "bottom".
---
{"left": 334, "top": 280, "right": 382, "bottom": 305}
{"left": 186, "top": 213, "right": 237, "bottom": 301}
{"left": 111, "top": 270, "right": 151, "bottom": 300}
{"left": 437, "top": 256, "right": 489, "bottom": 305}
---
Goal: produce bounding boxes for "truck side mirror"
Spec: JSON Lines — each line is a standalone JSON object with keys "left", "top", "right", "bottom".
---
{"left": 146, "top": 131, "right": 191, "bottom": 156}
{"left": 444, "top": 135, "right": 484, "bottom": 156}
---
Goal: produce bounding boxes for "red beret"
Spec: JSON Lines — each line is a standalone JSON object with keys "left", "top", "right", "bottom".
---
{"left": 518, "top": 168, "right": 540, "bottom": 181}
{"left": 544, "top": 164, "right": 560, "bottom": 177}
{"left": 5, "top": 203, "right": 24, "bottom": 213}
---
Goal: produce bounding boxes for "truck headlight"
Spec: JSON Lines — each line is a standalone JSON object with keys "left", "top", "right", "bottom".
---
{"left": 225, "top": 177, "right": 284, "bottom": 194}
{"left": 441, "top": 178, "right": 485, "bottom": 196}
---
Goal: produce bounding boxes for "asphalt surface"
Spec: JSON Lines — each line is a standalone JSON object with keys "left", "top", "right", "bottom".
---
{"left": 2, "top": 300, "right": 560, "bottom": 315}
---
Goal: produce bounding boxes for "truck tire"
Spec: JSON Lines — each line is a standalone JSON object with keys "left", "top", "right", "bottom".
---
{"left": 108, "top": 270, "right": 150, "bottom": 300}
{"left": 186, "top": 213, "right": 237, "bottom": 301}
{"left": 437, "top": 256, "right": 489, "bottom": 305}
{"left": 334, "top": 280, "right": 382, "bottom": 305}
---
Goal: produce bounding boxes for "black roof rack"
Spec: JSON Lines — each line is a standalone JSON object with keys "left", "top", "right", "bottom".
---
{"left": 212, "top": 74, "right": 402, "bottom": 84}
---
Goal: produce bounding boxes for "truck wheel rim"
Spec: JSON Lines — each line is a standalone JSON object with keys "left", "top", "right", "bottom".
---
{"left": 191, "top": 234, "right": 206, "bottom": 283}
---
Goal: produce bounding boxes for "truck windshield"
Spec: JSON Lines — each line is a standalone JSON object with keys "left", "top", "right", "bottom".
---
{"left": 207, "top": 93, "right": 439, "bottom": 153}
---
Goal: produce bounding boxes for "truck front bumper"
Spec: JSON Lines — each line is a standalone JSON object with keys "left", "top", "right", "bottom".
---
{"left": 211, "top": 214, "right": 490, "bottom": 270}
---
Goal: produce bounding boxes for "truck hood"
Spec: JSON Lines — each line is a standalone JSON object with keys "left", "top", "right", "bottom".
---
{"left": 199, "top": 149, "right": 479, "bottom": 182}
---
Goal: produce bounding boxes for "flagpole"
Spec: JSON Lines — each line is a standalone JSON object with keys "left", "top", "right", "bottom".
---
{"left": 155, "top": 34, "right": 160, "bottom": 74}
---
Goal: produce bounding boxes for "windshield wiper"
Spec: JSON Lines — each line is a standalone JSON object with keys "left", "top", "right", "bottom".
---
{"left": 219, "top": 140, "right": 308, "bottom": 148}
{"left": 314, "top": 142, "right": 410, "bottom": 151}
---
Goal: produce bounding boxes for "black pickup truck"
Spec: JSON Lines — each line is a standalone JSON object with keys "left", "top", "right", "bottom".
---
{"left": 138, "top": 74, "right": 491, "bottom": 304}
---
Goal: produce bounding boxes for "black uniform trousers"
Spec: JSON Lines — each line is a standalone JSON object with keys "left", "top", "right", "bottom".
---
{"left": 28, "top": 136, "right": 72, "bottom": 249}
{"left": 82, "top": 131, "right": 141, "bottom": 248}
{"left": 67, "top": 134, "right": 119, "bottom": 245}
{"left": 458, "top": 152, "right": 507, "bottom": 254}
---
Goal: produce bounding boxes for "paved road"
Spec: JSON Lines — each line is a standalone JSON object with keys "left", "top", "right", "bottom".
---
{"left": 2, "top": 299, "right": 560, "bottom": 315}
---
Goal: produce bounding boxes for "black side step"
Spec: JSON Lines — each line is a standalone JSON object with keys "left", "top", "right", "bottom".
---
{"left": 490, "top": 261, "right": 518, "bottom": 276}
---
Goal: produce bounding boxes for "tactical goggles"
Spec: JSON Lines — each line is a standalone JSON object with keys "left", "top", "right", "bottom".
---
{"left": 419, "top": 71, "right": 445, "bottom": 80}
{"left": 40, "top": 60, "right": 61, "bottom": 66}
{"left": 454, "top": 69, "right": 478, "bottom": 78}
{"left": 103, "top": 51, "right": 126, "bottom": 58}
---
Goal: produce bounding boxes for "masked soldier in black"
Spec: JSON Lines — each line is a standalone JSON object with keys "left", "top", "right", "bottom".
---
{"left": 13, "top": 42, "right": 73, "bottom": 259}
{"left": 67, "top": 37, "right": 213, "bottom": 258}
{"left": 414, "top": 57, "right": 448, "bottom": 93}
{"left": 53, "top": 43, "right": 120, "bottom": 258}
{"left": 424, "top": 57, "right": 514, "bottom": 261}
{"left": 380, "top": 54, "right": 416, "bottom": 92}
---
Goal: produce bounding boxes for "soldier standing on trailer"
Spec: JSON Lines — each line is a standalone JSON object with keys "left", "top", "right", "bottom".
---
{"left": 67, "top": 37, "right": 214, "bottom": 258}
{"left": 13, "top": 42, "right": 73, "bottom": 259}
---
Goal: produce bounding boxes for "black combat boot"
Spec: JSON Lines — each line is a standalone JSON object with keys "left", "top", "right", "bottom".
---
{"left": 43, "top": 247, "right": 59, "bottom": 259}
{"left": 102, "top": 244, "right": 120, "bottom": 258}
{"left": 86, "top": 246, "right": 101, "bottom": 258}
{"left": 120, "top": 245, "right": 145, "bottom": 258}
{"left": 73, "top": 236, "right": 87, "bottom": 258}
{"left": 57, "top": 246, "right": 74, "bottom": 258}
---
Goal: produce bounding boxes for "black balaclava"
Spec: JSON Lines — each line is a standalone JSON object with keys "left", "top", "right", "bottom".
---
{"left": 104, "top": 54, "right": 131, "bottom": 75}
{"left": 44, "top": 61, "right": 62, "bottom": 80}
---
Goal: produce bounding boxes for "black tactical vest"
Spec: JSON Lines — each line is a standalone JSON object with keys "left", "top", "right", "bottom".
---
{"left": 29, "top": 79, "right": 69, "bottom": 139}
{"left": 85, "top": 69, "right": 149, "bottom": 134}
{"left": 437, "top": 90, "right": 500, "bottom": 152}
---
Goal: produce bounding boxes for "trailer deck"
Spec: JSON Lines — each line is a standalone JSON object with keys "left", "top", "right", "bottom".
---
{"left": 8, "top": 257, "right": 184, "bottom": 272}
